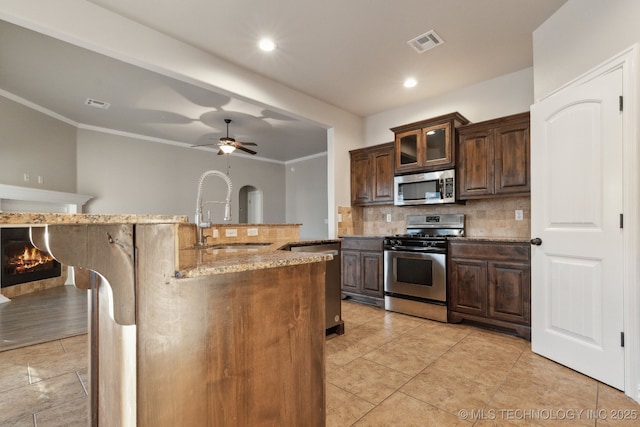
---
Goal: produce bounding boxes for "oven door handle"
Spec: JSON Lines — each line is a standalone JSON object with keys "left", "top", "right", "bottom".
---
{"left": 386, "top": 245, "right": 446, "bottom": 253}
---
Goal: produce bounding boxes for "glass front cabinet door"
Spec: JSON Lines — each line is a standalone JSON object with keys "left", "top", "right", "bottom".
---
{"left": 396, "top": 129, "right": 421, "bottom": 169}
{"left": 423, "top": 123, "right": 450, "bottom": 167}
{"left": 392, "top": 112, "right": 469, "bottom": 174}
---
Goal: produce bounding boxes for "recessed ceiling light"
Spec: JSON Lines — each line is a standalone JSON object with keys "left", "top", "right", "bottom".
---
{"left": 258, "top": 38, "right": 276, "bottom": 52}
{"left": 403, "top": 78, "right": 417, "bottom": 88}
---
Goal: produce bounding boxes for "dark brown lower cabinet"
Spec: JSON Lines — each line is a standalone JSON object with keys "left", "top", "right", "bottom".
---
{"left": 448, "top": 240, "right": 531, "bottom": 339}
{"left": 341, "top": 237, "right": 384, "bottom": 307}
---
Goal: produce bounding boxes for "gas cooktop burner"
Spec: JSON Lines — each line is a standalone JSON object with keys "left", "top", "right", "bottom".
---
{"left": 394, "top": 233, "right": 448, "bottom": 239}
{"left": 385, "top": 213, "right": 466, "bottom": 244}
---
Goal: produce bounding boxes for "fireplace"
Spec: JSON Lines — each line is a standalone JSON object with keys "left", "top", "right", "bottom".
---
{"left": 1, "top": 228, "right": 61, "bottom": 287}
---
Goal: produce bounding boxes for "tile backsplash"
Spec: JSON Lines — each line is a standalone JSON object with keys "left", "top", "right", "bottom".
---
{"left": 339, "top": 196, "right": 530, "bottom": 239}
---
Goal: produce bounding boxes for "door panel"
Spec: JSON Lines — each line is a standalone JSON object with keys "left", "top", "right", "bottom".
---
{"left": 449, "top": 259, "right": 487, "bottom": 316}
{"left": 340, "top": 250, "right": 360, "bottom": 293}
{"left": 362, "top": 252, "right": 383, "bottom": 296}
{"left": 372, "top": 149, "right": 394, "bottom": 202}
{"left": 531, "top": 67, "right": 624, "bottom": 389}
{"left": 546, "top": 103, "right": 603, "bottom": 227}
{"left": 458, "top": 132, "right": 493, "bottom": 197}
{"left": 489, "top": 262, "right": 530, "bottom": 324}
{"left": 494, "top": 121, "right": 530, "bottom": 194}
{"left": 548, "top": 256, "right": 602, "bottom": 342}
{"left": 350, "top": 154, "right": 370, "bottom": 205}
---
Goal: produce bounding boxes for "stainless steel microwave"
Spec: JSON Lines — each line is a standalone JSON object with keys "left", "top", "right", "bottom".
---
{"left": 394, "top": 169, "right": 455, "bottom": 206}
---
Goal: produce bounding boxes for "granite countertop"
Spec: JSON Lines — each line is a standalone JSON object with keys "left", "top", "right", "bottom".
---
{"left": 0, "top": 213, "right": 334, "bottom": 278}
{"left": 0, "top": 213, "right": 189, "bottom": 225}
{"left": 207, "top": 223, "right": 302, "bottom": 227}
{"left": 452, "top": 236, "right": 531, "bottom": 243}
{"left": 177, "top": 241, "right": 333, "bottom": 278}
{"left": 339, "top": 234, "right": 530, "bottom": 243}
{"left": 283, "top": 238, "right": 342, "bottom": 248}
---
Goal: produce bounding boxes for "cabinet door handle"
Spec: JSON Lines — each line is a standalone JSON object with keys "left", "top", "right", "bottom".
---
{"left": 530, "top": 238, "right": 542, "bottom": 246}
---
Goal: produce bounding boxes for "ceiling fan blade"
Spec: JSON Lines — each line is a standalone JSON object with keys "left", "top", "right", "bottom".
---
{"left": 236, "top": 145, "right": 257, "bottom": 155}
{"left": 191, "top": 143, "right": 219, "bottom": 147}
{"left": 217, "top": 149, "right": 225, "bottom": 155}
{"left": 237, "top": 141, "right": 257, "bottom": 146}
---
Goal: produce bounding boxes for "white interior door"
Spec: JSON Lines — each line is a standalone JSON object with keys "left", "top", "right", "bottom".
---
{"left": 530, "top": 67, "right": 625, "bottom": 389}
{"left": 247, "top": 188, "right": 263, "bottom": 224}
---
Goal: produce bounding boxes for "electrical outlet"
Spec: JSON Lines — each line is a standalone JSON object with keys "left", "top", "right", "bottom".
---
{"left": 247, "top": 228, "right": 258, "bottom": 236}
{"left": 386, "top": 214, "right": 392, "bottom": 223}
{"left": 337, "top": 213, "right": 343, "bottom": 223}
{"left": 23, "top": 173, "right": 30, "bottom": 182}
{"left": 37, "top": 175, "right": 43, "bottom": 184}
{"left": 212, "top": 229, "right": 219, "bottom": 238}
{"left": 515, "top": 210, "right": 524, "bottom": 221}
{"left": 225, "top": 228, "right": 238, "bottom": 237}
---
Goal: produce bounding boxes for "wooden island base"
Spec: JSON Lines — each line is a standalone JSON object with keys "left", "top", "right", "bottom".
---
{"left": 36, "top": 223, "right": 327, "bottom": 427}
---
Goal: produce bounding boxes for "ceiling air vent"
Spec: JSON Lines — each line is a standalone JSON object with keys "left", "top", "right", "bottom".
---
{"left": 407, "top": 30, "right": 444, "bottom": 54}
{"left": 85, "top": 98, "right": 110, "bottom": 109}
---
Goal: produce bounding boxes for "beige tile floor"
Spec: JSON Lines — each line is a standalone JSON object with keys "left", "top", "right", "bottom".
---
{"left": 0, "top": 334, "right": 89, "bottom": 426}
{"left": 1, "top": 300, "right": 639, "bottom": 426}
{"left": 328, "top": 301, "right": 640, "bottom": 427}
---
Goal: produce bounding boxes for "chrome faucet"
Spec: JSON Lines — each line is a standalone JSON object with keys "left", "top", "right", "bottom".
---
{"left": 195, "top": 170, "right": 233, "bottom": 246}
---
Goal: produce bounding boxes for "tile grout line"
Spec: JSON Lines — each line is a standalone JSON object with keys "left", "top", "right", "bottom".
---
{"left": 342, "top": 309, "right": 535, "bottom": 424}
{"left": 77, "top": 370, "right": 89, "bottom": 396}
{"left": 330, "top": 319, "right": 434, "bottom": 425}
{"left": 477, "top": 342, "right": 527, "bottom": 423}
{"left": 27, "top": 362, "right": 33, "bottom": 385}
{"left": 334, "top": 313, "right": 476, "bottom": 424}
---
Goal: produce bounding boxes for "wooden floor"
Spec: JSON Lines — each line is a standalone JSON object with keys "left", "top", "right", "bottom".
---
{"left": 0, "top": 285, "right": 88, "bottom": 352}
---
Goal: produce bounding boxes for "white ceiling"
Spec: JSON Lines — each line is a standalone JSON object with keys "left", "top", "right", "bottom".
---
{"left": 0, "top": 0, "right": 566, "bottom": 162}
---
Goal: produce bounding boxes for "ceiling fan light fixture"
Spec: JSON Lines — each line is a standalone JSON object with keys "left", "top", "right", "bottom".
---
{"left": 220, "top": 144, "right": 236, "bottom": 154}
{"left": 258, "top": 38, "right": 276, "bottom": 52}
{"left": 403, "top": 77, "right": 417, "bottom": 88}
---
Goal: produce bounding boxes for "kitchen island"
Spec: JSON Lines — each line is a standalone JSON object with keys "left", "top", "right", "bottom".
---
{"left": 22, "top": 218, "right": 329, "bottom": 427}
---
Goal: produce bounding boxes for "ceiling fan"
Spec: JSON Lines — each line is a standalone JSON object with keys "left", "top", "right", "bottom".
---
{"left": 192, "top": 119, "right": 257, "bottom": 155}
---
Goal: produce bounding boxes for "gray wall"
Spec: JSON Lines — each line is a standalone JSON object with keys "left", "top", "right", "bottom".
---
{"left": 76, "top": 129, "right": 286, "bottom": 223}
{"left": 0, "top": 96, "right": 77, "bottom": 192}
{"left": 533, "top": 0, "right": 640, "bottom": 100}
{"left": 0, "top": 94, "right": 331, "bottom": 228}
{"left": 285, "top": 154, "right": 328, "bottom": 239}
{"left": 365, "top": 68, "right": 535, "bottom": 146}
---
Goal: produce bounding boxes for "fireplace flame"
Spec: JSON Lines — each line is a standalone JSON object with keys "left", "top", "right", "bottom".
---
{"left": 11, "top": 246, "right": 55, "bottom": 273}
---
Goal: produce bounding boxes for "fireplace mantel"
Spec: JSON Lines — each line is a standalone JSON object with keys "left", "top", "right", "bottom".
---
{"left": 0, "top": 184, "right": 93, "bottom": 214}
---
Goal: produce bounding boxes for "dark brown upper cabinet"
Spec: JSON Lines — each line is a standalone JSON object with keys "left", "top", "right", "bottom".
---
{"left": 349, "top": 142, "right": 395, "bottom": 206}
{"left": 391, "top": 112, "right": 469, "bottom": 174}
{"left": 456, "top": 112, "right": 530, "bottom": 200}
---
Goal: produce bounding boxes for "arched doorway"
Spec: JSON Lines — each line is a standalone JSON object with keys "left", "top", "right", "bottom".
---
{"left": 238, "top": 185, "right": 263, "bottom": 224}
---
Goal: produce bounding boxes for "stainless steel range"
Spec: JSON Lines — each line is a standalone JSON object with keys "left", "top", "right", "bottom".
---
{"left": 383, "top": 213, "right": 465, "bottom": 321}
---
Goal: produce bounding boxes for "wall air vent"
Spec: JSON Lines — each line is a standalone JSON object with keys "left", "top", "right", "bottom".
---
{"left": 407, "top": 30, "right": 444, "bottom": 54}
{"left": 85, "top": 98, "right": 110, "bottom": 109}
